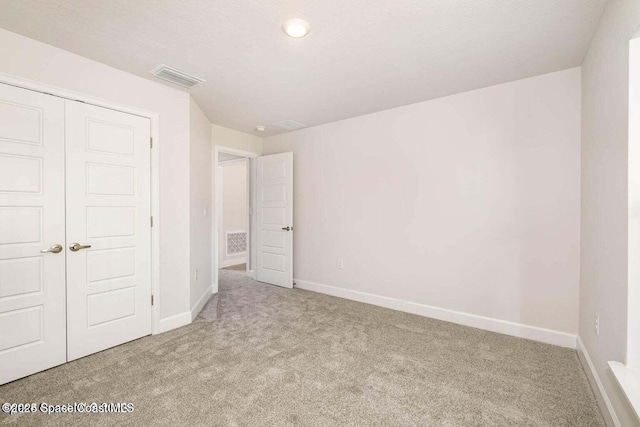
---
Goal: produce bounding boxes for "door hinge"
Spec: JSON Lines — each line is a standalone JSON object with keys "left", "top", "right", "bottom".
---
{"left": 150, "top": 216, "right": 154, "bottom": 227}
{"left": 150, "top": 137, "right": 153, "bottom": 149}
{"left": 151, "top": 295, "right": 154, "bottom": 306}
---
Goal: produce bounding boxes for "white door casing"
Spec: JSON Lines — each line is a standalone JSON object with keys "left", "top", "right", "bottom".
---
{"left": 0, "top": 84, "right": 66, "bottom": 384}
{"left": 65, "top": 101, "right": 152, "bottom": 361}
{"left": 256, "top": 152, "right": 293, "bottom": 288}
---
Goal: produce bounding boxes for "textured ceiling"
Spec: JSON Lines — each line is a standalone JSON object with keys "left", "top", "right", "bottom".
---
{"left": 0, "top": 0, "right": 606, "bottom": 136}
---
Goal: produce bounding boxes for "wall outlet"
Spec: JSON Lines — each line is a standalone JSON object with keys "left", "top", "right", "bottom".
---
{"left": 337, "top": 258, "right": 344, "bottom": 269}
{"left": 195, "top": 269, "right": 199, "bottom": 280}
{"left": 595, "top": 314, "right": 600, "bottom": 336}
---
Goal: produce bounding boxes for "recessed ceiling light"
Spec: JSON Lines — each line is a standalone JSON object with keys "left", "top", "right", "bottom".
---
{"left": 283, "top": 18, "right": 310, "bottom": 38}
{"left": 256, "top": 125, "right": 266, "bottom": 132}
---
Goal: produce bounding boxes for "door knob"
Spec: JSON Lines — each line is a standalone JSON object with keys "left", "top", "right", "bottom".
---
{"left": 69, "top": 243, "right": 92, "bottom": 252}
{"left": 40, "top": 244, "right": 63, "bottom": 254}
{"left": 282, "top": 226, "right": 292, "bottom": 231}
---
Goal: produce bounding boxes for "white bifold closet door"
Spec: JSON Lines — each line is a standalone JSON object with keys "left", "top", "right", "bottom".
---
{"left": 0, "top": 84, "right": 67, "bottom": 384}
{"left": 65, "top": 101, "right": 151, "bottom": 361}
{"left": 0, "top": 83, "right": 152, "bottom": 384}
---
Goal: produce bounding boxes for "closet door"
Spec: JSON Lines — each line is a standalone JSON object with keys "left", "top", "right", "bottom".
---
{"left": 65, "top": 101, "right": 152, "bottom": 361}
{"left": 0, "top": 84, "right": 66, "bottom": 384}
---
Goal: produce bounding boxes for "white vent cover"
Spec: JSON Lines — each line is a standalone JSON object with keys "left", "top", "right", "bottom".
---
{"left": 150, "top": 64, "right": 205, "bottom": 89}
{"left": 275, "top": 120, "right": 306, "bottom": 131}
{"left": 226, "top": 231, "right": 247, "bottom": 255}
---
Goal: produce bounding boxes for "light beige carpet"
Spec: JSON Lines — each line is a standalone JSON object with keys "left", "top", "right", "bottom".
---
{"left": 222, "top": 263, "right": 246, "bottom": 271}
{"left": 1, "top": 269, "right": 604, "bottom": 426}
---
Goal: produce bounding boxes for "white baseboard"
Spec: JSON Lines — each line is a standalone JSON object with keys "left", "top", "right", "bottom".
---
{"left": 219, "top": 257, "right": 246, "bottom": 268}
{"left": 157, "top": 311, "right": 191, "bottom": 333}
{"left": 294, "top": 279, "right": 577, "bottom": 349}
{"left": 246, "top": 269, "right": 255, "bottom": 279}
{"left": 577, "top": 336, "right": 620, "bottom": 427}
{"left": 191, "top": 285, "right": 213, "bottom": 321}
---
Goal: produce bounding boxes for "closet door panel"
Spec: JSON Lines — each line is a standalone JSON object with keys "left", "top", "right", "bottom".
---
{"left": 65, "top": 101, "right": 151, "bottom": 361}
{"left": 0, "top": 84, "right": 66, "bottom": 385}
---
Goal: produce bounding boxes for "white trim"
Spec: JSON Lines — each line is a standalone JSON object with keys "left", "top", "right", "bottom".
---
{"left": 576, "top": 337, "right": 621, "bottom": 427}
{"left": 609, "top": 361, "right": 640, "bottom": 422}
{"left": 158, "top": 312, "right": 191, "bottom": 333}
{"left": 213, "top": 145, "right": 258, "bottom": 294}
{"left": 216, "top": 146, "right": 260, "bottom": 159}
{"left": 219, "top": 157, "right": 248, "bottom": 165}
{"left": 150, "top": 113, "right": 161, "bottom": 336}
{"left": 219, "top": 258, "right": 247, "bottom": 268}
{"left": 294, "top": 279, "right": 577, "bottom": 349}
{"left": 246, "top": 269, "right": 256, "bottom": 279}
{"left": 0, "top": 72, "right": 162, "bottom": 336}
{"left": 190, "top": 285, "right": 213, "bottom": 321}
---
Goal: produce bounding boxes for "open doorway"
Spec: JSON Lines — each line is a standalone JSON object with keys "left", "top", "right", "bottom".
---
{"left": 213, "top": 147, "right": 294, "bottom": 291}
{"left": 213, "top": 146, "right": 258, "bottom": 293}
{"left": 218, "top": 155, "right": 249, "bottom": 272}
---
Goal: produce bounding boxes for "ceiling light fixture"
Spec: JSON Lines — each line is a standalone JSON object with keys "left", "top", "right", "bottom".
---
{"left": 256, "top": 125, "right": 266, "bottom": 132}
{"left": 282, "top": 18, "right": 310, "bottom": 38}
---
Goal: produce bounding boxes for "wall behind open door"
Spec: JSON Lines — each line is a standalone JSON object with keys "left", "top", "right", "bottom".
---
{"left": 219, "top": 159, "right": 248, "bottom": 268}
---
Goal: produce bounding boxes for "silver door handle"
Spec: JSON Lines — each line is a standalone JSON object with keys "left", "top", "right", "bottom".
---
{"left": 40, "top": 244, "right": 63, "bottom": 254}
{"left": 69, "top": 243, "right": 92, "bottom": 252}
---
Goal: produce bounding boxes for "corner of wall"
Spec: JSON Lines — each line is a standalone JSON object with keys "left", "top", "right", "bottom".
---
{"left": 577, "top": 336, "right": 621, "bottom": 427}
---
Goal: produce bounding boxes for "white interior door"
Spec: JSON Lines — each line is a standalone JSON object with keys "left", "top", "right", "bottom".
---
{"left": 256, "top": 152, "right": 293, "bottom": 288}
{"left": 65, "top": 101, "right": 151, "bottom": 361}
{"left": 0, "top": 84, "right": 66, "bottom": 384}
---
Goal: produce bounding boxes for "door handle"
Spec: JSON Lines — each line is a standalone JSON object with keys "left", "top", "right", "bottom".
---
{"left": 40, "top": 244, "right": 63, "bottom": 254}
{"left": 69, "top": 243, "right": 92, "bottom": 252}
{"left": 282, "top": 226, "right": 292, "bottom": 231}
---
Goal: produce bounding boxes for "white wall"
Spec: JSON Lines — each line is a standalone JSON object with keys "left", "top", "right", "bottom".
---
{"left": 189, "top": 98, "right": 212, "bottom": 316}
{"left": 264, "top": 68, "right": 581, "bottom": 336}
{"left": 212, "top": 124, "right": 263, "bottom": 154}
{"left": 0, "top": 29, "right": 191, "bottom": 323}
{"left": 580, "top": 1, "right": 640, "bottom": 425}
{"left": 219, "top": 160, "right": 248, "bottom": 266}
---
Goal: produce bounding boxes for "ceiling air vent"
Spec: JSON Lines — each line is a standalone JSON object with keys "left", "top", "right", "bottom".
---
{"left": 150, "top": 64, "right": 205, "bottom": 89}
{"left": 275, "top": 120, "right": 306, "bottom": 131}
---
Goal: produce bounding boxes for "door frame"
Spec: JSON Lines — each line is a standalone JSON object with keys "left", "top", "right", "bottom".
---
{"left": 213, "top": 145, "right": 258, "bottom": 292}
{"left": 0, "top": 72, "right": 162, "bottom": 334}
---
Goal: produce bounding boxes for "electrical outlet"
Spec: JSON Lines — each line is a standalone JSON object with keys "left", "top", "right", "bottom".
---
{"left": 195, "top": 269, "right": 199, "bottom": 280}
{"left": 595, "top": 314, "right": 600, "bottom": 336}
{"left": 337, "top": 258, "right": 344, "bottom": 269}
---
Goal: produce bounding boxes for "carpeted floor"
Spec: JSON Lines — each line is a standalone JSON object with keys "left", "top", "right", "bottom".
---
{"left": 0, "top": 269, "right": 604, "bottom": 426}
{"left": 222, "top": 263, "right": 246, "bottom": 271}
